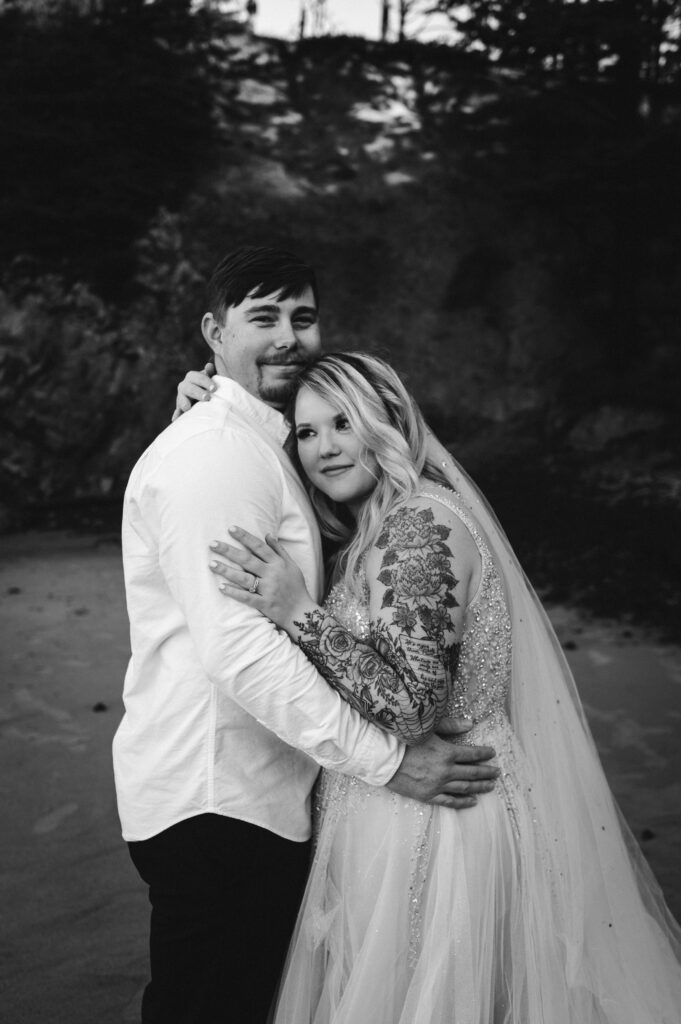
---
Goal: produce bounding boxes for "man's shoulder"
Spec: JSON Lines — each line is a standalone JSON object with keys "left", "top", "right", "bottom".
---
{"left": 146, "top": 404, "right": 278, "bottom": 460}
{"left": 127, "top": 404, "right": 283, "bottom": 492}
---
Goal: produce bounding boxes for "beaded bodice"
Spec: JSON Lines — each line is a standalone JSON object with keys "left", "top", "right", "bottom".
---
{"left": 324, "top": 489, "right": 512, "bottom": 728}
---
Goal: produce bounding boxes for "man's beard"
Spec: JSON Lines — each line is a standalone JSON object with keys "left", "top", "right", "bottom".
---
{"left": 256, "top": 355, "right": 312, "bottom": 407}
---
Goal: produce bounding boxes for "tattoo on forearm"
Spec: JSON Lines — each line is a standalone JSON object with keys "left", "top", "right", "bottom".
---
{"left": 294, "top": 506, "right": 461, "bottom": 743}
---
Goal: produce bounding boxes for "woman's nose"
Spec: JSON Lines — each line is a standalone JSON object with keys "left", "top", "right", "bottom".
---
{"left": 319, "top": 432, "right": 340, "bottom": 457}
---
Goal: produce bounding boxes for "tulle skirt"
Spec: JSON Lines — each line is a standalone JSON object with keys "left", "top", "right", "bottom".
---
{"left": 271, "top": 714, "right": 681, "bottom": 1024}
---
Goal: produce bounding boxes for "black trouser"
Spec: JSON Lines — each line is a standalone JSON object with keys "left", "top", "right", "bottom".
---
{"left": 128, "top": 814, "right": 311, "bottom": 1024}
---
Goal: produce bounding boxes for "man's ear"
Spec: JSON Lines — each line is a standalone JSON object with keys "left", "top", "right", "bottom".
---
{"left": 201, "top": 312, "right": 223, "bottom": 356}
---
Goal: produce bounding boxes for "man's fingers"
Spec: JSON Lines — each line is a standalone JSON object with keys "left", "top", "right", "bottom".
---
{"left": 436, "top": 715, "right": 473, "bottom": 737}
{"left": 432, "top": 774, "right": 499, "bottom": 806}
{"left": 443, "top": 743, "right": 497, "bottom": 764}
{"left": 439, "top": 777, "right": 497, "bottom": 796}
{"left": 431, "top": 794, "right": 478, "bottom": 810}
{"left": 440, "top": 761, "right": 500, "bottom": 784}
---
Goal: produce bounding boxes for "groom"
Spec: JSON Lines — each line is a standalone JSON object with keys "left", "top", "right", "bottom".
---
{"left": 115, "top": 245, "right": 499, "bottom": 1023}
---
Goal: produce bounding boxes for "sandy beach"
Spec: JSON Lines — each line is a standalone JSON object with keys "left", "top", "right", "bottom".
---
{"left": 1, "top": 530, "right": 679, "bottom": 1023}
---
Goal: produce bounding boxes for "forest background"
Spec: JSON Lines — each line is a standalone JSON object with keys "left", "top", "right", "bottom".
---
{"left": 0, "top": 0, "right": 680, "bottom": 636}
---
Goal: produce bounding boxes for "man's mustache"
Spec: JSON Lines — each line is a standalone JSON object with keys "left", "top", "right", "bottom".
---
{"left": 258, "top": 356, "right": 312, "bottom": 367}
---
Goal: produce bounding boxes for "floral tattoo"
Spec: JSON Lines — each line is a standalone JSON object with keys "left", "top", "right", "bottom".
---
{"left": 293, "top": 506, "right": 462, "bottom": 743}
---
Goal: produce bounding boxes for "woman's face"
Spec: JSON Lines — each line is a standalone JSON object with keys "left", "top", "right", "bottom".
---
{"left": 294, "top": 387, "right": 378, "bottom": 514}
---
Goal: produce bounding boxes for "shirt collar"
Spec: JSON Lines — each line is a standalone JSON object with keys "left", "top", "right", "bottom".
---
{"left": 211, "top": 375, "right": 290, "bottom": 446}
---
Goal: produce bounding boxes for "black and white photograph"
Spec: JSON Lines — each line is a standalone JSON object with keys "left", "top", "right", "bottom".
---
{"left": 1, "top": 1, "right": 680, "bottom": 1021}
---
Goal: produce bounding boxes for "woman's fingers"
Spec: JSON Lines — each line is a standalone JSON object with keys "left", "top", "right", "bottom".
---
{"left": 211, "top": 529, "right": 281, "bottom": 568}
{"left": 174, "top": 393, "right": 192, "bottom": 413}
{"left": 209, "top": 529, "right": 283, "bottom": 586}
{"left": 216, "top": 580, "right": 260, "bottom": 605}
{"left": 173, "top": 364, "right": 217, "bottom": 423}
{"left": 210, "top": 540, "right": 241, "bottom": 558}
{"left": 209, "top": 560, "right": 257, "bottom": 592}
{"left": 228, "top": 527, "right": 277, "bottom": 563}
{"left": 192, "top": 368, "right": 217, "bottom": 395}
{"left": 209, "top": 541, "right": 262, "bottom": 576}
{"left": 179, "top": 379, "right": 214, "bottom": 402}
{"left": 265, "top": 534, "right": 291, "bottom": 561}
{"left": 209, "top": 560, "right": 242, "bottom": 582}
{"left": 172, "top": 392, "right": 192, "bottom": 422}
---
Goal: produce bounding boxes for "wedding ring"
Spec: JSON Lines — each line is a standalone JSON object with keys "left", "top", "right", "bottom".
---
{"left": 249, "top": 575, "right": 260, "bottom": 594}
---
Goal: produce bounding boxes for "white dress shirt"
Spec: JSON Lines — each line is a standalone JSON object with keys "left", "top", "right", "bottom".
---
{"left": 113, "top": 376, "right": 404, "bottom": 842}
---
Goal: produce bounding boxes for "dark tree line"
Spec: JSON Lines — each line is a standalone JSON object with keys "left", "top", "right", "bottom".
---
{"left": 376, "top": 0, "right": 680, "bottom": 120}
{"left": 436, "top": 0, "right": 680, "bottom": 119}
{"left": 1, "top": 0, "right": 678, "bottom": 294}
{"left": 0, "top": 2, "right": 679, "bottom": 637}
{"left": 0, "top": 0, "right": 214, "bottom": 293}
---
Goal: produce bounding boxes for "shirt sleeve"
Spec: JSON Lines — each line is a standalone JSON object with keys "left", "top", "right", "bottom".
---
{"left": 145, "top": 424, "right": 404, "bottom": 786}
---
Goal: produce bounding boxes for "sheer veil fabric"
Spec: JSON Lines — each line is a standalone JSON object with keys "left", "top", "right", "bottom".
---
{"left": 270, "top": 433, "right": 681, "bottom": 1024}
{"left": 424, "top": 434, "right": 681, "bottom": 1018}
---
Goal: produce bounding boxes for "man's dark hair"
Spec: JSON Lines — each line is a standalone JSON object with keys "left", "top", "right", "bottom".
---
{"left": 206, "top": 245, "right": 319, "bottom": 321}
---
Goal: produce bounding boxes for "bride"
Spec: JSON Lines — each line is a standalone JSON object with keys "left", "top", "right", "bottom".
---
{"left": 183, "top": 352, "right": 681, "bottom": 1022}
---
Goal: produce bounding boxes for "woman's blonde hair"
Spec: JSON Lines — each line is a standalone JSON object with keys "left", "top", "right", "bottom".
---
{"left": 288, "top": 352, "right": 447, "bottom": 590}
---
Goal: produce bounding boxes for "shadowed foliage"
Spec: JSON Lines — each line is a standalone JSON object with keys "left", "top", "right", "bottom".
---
{"left": 0, "top": 2, "right": 679, "bottom": 633}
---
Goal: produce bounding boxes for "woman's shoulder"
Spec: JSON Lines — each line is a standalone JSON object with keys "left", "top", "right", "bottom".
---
{"left": 362, "top": 485, "right": 482, "bottom": 613}
{"left": 366, "top": 484, "right": 480, "bottom": 574}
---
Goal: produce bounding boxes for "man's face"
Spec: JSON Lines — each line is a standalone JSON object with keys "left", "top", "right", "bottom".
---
{"left": 203, "top": 286, "right": 321, "bottom": 410}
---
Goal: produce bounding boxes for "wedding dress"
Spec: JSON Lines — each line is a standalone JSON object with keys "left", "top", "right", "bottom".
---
{"left": 271, "top": 460, "right": 681, "bottom": 1023}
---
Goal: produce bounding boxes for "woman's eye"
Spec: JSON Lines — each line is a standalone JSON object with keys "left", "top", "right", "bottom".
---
{"left": 296, "top": 429, "right": 314, "bottom": 441}
{"left": 335, "top": 417, "right": 350, "bottom": 431}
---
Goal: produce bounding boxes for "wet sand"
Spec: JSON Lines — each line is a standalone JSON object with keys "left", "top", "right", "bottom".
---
{"left": 1, "top": 531, "right": 679, "bottom": 1023}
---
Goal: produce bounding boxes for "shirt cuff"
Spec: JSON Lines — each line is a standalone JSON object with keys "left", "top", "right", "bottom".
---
{"left": 345, "top": 731, "right": 405, "bottom": 788}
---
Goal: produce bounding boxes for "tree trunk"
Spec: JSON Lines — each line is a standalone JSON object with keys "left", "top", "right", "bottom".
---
{"left": 398, "top": 0, "right": 407, "bottom": 41}
{"left": 310, "top": 0, "right": 327, "bottom": 35}
{"left": 381, "top": 0, "right": 391, "bottom": 41}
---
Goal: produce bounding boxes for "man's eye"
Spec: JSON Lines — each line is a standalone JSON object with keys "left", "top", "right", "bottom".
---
{"left": 251, "top": 317, "right": 276, "bottom": 325}
{"left": 294, "top": 317, "right": 316, "bottom": 328}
